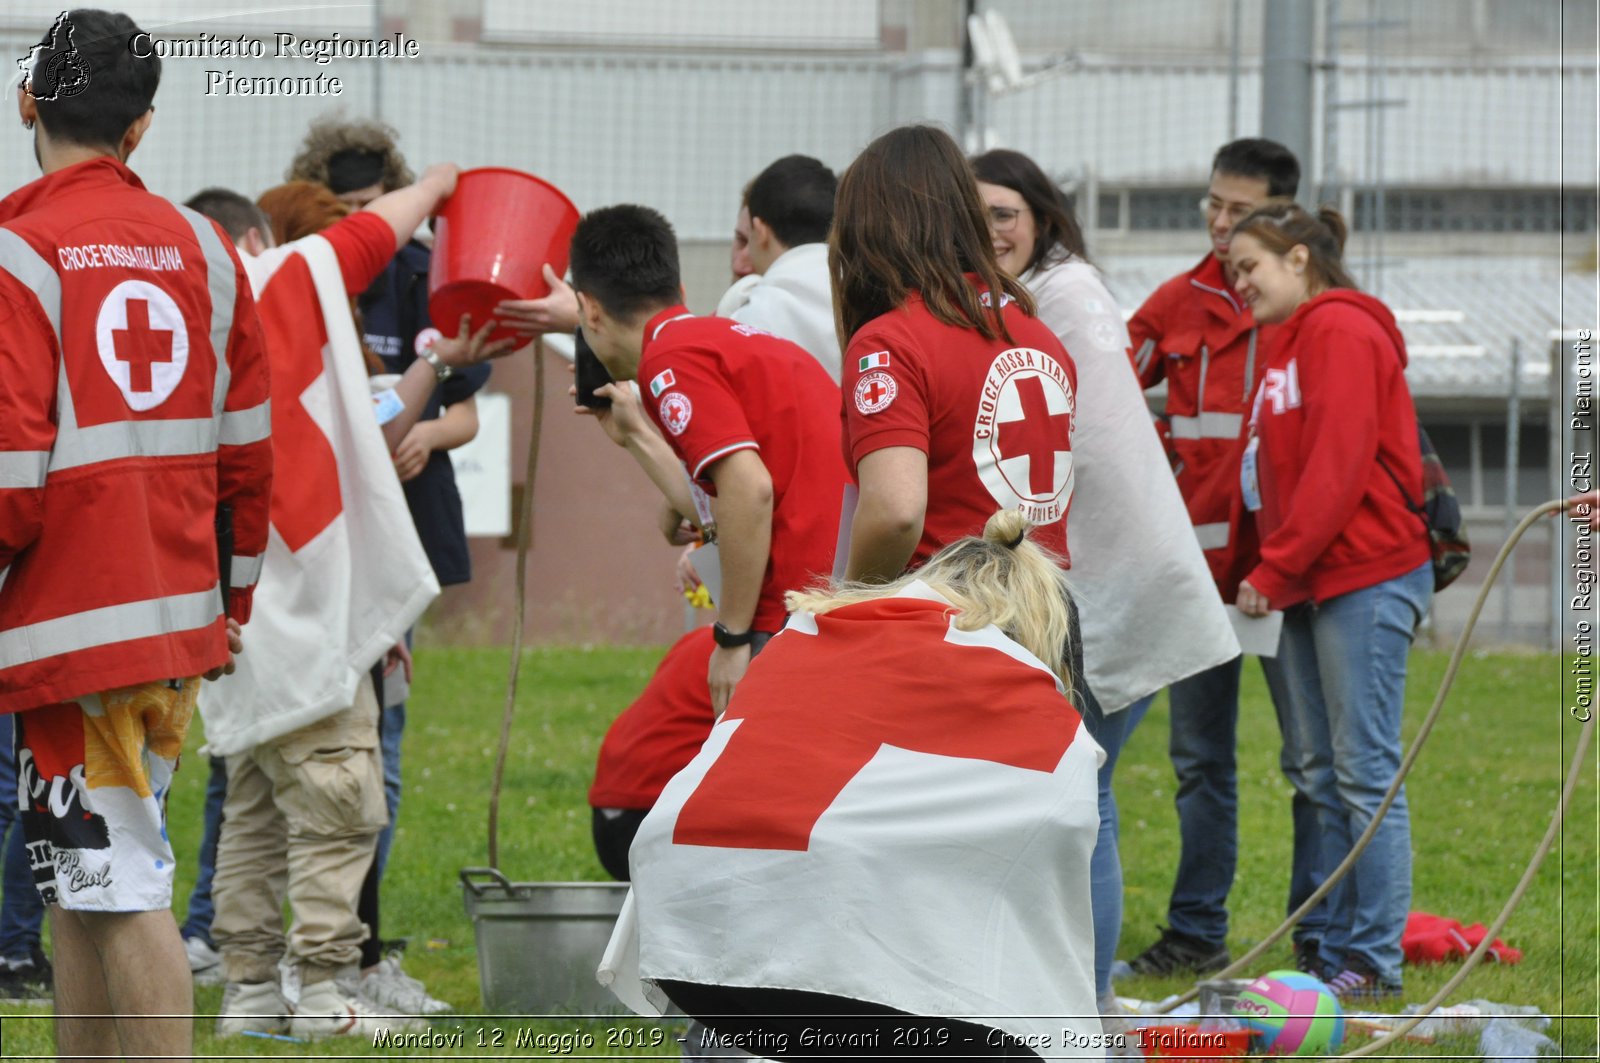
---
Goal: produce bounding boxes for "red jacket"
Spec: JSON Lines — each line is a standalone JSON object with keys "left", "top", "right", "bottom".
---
{"left": 1240, "top": 289, "right": 1431, "bottom": 608}
{"left": 1128, "top": 254, "right": 1275, "bottom": 591}
{"left": 0, "top": 158, "right": 273, "bottom": 712}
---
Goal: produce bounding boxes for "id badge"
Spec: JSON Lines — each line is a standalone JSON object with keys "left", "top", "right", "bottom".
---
{"left": 1241, "top": 435, "right": 1263, "bottom": 512}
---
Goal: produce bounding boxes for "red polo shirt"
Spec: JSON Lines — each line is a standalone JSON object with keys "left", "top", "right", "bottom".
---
{"left": 842, "top": 286, "right": 1078, "bottom": 568}
{"left": 638, "top": 307, "right": 845, "bottom": 632}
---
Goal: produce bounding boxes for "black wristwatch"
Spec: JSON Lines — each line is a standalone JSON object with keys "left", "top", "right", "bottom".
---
{"left": 712, "top": 622, "right": 758, "bottom": 649}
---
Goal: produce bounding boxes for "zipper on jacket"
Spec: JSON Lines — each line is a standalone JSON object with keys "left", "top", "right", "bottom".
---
{"left": 1243, "top": 328, "right": 1258, "bottom": 401}
{"left": 1197, "top": 343, "right": 1210, "bottom": 411}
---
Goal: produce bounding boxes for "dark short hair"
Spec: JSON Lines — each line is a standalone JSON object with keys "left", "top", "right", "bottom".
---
{"left": 185, "top": 188, "right": 271, "bottom": 244}
{"left": 28, "top": 9, "right": 160, "bottom": 151}
{"left": 568, "top": 205, "right": 682, "bottom": 325}
{"left": 970, "top": 148, "right": 1090, "bottom": 272}
{"left": 746, "top": 155, "right": 837, "bottom": 249}
{"left": 1211, "top": 138, "right": 1300, "bottom": 199}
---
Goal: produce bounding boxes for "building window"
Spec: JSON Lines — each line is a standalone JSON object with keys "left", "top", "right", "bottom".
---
{"left": 1351, "top": 188, "right": 1598, "bottom": 234}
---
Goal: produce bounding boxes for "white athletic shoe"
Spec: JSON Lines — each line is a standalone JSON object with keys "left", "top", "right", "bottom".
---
{"left": 216, "top": 979, "right": 289, "bottom": 1037}
{"left": 359, "top": 953, "right": 452, "bottom": 1015}
{"left": 185, "top": 936, "right": 222, "bottom": 986}
{"left": 290, "top": 977, "right": 429, "bottom": 1040}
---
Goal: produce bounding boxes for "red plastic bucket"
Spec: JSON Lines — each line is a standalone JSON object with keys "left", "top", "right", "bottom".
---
{"left": 428, "top": 167, "right": 580, "bottom": 346}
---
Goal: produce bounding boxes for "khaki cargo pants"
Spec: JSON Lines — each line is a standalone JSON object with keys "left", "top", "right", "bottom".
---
{"left": 212, "top": 680, "right": 387, "bottom": 986}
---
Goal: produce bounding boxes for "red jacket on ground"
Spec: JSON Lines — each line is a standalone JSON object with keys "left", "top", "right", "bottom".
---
{"left": 0, "top": 158, "right": 273, "bottom": 712}
{"left": 1240, "top": 289, "right": 1431, "bottom": 608}
{"left": 1128, "top": 253, "right": 1275, "bottom": 591}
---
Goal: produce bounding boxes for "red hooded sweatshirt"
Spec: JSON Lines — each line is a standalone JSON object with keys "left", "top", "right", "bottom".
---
{"left": 1241, "top": 289, "right": 1431, "bottom": 608}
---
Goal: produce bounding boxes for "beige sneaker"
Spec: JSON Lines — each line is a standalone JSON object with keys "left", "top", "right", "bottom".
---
{"left": 216, "top": 980, "right": 289, "bottom": 1037}
{"left": 289, "top": 977, "right": 428, "bottom": 1040}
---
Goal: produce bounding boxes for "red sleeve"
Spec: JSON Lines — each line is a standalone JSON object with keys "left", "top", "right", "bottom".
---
{"left": 215, "top": 250, "right": 274, "bottom": 623}
{"left": 1247, "top": 316, "right": 1386, "bottom": 604}
{"left": 640, "top": 347, "right": 757, "bottom": 483}
{"left": 320, "top": 211, "right": 397, "bottom": 295}
{"left": 841, "top": 322, "right": 932, "bottom": 475}
{"left": 0, "top": 280, "right": 58, "bottom": 571}
{"left": 1126, "top": 287, "right": 1167, "bottom": 388}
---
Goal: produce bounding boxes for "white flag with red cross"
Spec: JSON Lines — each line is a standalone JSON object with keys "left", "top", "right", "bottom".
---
{"left": 599, "top": 582, "right": 1105, "bottom": 1059}
{"left": 198, "top": 235, "right": 438, "bottom": 754}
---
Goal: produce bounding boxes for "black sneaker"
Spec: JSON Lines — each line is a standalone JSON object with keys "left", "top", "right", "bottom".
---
{"left": 1293, "top": 938, "right": 1324, "bottom": 978}
{"left": 1127, "top": 926, "right": 1231, "bottom": 977}
{"left": 0, "top": 949, "right": 52, "bottom": 1005}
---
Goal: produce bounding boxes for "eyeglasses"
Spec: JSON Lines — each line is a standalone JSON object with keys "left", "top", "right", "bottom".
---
{"left": 987, "top": 206, "right": 1024, "bottom": 233}
{"left": 1200, "top": 196, "right": 1259, "bottom": 223}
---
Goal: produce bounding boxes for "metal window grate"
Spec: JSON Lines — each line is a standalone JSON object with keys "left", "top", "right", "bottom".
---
{"left": 1351, "top": 188, "right": 1598, "bottom": 233}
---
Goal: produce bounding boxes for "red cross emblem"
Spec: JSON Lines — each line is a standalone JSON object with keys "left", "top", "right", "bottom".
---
{"left": 997, "top": 375, "right": 1073, "bottom": 495}
{"left": 672, "top": 599, "right": 1079, "bottom": 851}
{"left": 854, "top": 369, "right": 897, "bottom": 415}
{"left": 111, "top": 299, "right": 174, "bottom": 393}
{"left": 94, "top": 280, "right": 191, "bottom": 411}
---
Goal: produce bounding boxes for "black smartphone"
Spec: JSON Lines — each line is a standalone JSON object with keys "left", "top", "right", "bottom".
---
{"left": 574, "top": 326, "right": 613, "bottom": 409}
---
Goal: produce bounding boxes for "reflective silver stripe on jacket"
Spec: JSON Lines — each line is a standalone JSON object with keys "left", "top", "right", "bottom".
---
{"left": 229, "top": 553, "right": 263, "bottom": 588}
{"left": 0, "top": 228, "right": 62, "bottom": 341}
{"left": 0, "top": 233, "right": 65, "bottom": 478}
{"left": 0, "top": 451, "right": 49, "bottom": 489}
{"left": 0, "top": 584, "right": 221, "bottom": 670}
{"left": 1193, "top": 522, "right": 1230, "bottom": 550}
{"left": 1134, "top": 337, "right": 1157, "bottom": 376}
{"left": 50, "top": 418, "right": 221, "bottom": 472}
{"left": 177, "top": 205, "right": 239, "bottom": 414}
{"left": 1169, "top": 412, "right": 1244, "bottom": 440}
{"left": 219, "top": 400, "right": 272, "bottom": 446}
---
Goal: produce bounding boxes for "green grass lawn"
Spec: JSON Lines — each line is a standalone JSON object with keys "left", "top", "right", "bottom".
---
{"left": 1, "top": 645, "right": 1594, "bottom": 1059}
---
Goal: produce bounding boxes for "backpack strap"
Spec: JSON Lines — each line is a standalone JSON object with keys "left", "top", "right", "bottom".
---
{"left": 1377, "top": 451, "right": 1426, "bottom": 519}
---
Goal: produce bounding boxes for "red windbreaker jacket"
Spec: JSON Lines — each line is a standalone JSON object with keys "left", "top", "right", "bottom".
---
{"left": 1128, "top": 253, "right": 1275, "bottom": 591}
{"left": 1239, "top": 289, "right": 1431, "bottom": 608}
{"left": 0, "top": 157, "right": 273, "bottom": 712}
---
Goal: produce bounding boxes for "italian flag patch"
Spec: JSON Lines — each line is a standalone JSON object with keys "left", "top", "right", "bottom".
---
{"left": 649, "top": 369, "right": 676, "bottom": 397}
{"left": 858, "top": 351, "right": 891, "bottom": 372}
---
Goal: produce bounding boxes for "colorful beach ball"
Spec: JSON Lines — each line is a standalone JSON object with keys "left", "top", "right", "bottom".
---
{"left": 1230, "top": 970, "right": 1345, "bottom": 1056}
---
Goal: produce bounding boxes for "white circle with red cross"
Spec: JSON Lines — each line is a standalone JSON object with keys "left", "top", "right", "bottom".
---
{"left": 94, "top": 280, "right": 189, "bottom": 411}
{"left": 971, "top": 347, "right": 1076, "bottom": 523}
{"left": 659, "top": 391, "right": 693, "bottom": 436}
{"left": 854, "top": 370, "right": 897, "bottom": 414}
{"left": 414, "top": 326, "right": 443, "bottom": 356}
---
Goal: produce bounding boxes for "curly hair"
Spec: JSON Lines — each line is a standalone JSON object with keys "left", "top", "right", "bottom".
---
{"left": 286, "top": 114, "right": 414, "bottom": 193}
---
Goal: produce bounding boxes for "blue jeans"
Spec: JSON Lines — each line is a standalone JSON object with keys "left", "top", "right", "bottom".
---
{"left": 1079, "top": 688, "right": 1153, "bottom": 999}
{"left": 375, "top": 702, "right": 405, "bottom": 880}
{"left": 0, "top": 715, "right": 44, "bottom": 960}
{"left": 180, "top": 756, "right": 228, "bottom": 946}
{"left": 1277, "top": 562, "right": 1431, "bottom": 986}
{"left": 1166, "top": 655, "right": 1327, "bottom": 946}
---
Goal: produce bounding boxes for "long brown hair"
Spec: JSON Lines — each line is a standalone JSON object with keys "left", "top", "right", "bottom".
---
{"left": 1232, "top": 201, "right": 1358, "bottom": 294}
{"left": 970, "top": 148, "right": 1091, "bottom": 272}
{"left": 256, "top": 181, "right": 385, "bottom": 373}
{"left": 830, "top": 125, "right": 1034, "bottom": 352}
